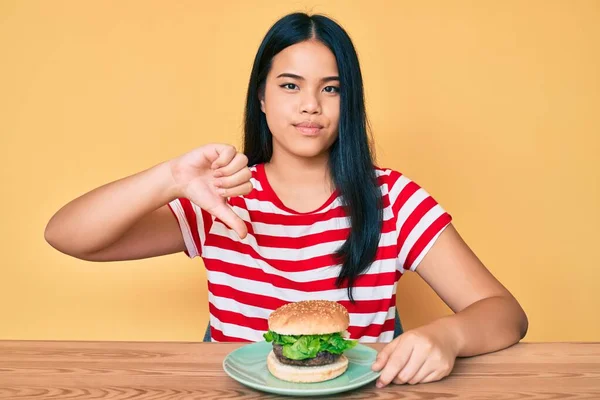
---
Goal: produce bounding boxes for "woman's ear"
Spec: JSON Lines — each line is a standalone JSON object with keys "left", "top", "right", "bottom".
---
{"left": 260, "top": 97, "right": 265, "bottom": 113}
{"left": 259, "top": 85, "right": 266, "bottom": 113}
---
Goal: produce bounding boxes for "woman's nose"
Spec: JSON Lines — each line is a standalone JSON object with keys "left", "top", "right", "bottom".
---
{"left": 300, "top": 92, "right": 321, "bottom": 114}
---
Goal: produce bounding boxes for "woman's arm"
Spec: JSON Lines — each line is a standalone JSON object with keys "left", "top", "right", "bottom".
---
{"left": 373, "top": 223, "right": 528, "bottom": 386}
{"left": 45, "top": 144, "right": 252, "bottom": 261}
{"left": 416, "top": 223, "right": 528, "bottom": 357}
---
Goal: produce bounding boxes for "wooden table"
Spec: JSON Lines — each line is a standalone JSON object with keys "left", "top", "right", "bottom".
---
{"left": 0, "top": 341, "right": 599, "bottom": 399}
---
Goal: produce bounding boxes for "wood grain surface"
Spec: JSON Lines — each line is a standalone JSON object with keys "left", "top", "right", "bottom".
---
{"left": 1, "top": 341, "right": 599, "bottom": 399}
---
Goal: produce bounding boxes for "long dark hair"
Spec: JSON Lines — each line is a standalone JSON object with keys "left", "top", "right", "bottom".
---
{"left": 243, "top": 12, "right": 382, "bottom": 302}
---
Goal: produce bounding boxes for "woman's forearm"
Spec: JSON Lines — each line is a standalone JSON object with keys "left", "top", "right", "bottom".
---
{"left": 432, "top": 295, "right": 529, "bottom": 358}
{"left": 44, "top": 161, "right": 179, "bottom": 258}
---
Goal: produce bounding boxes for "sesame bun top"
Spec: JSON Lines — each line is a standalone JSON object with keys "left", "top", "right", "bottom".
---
{"left": 267, "top": 300, "right": 350, "bottom": 335}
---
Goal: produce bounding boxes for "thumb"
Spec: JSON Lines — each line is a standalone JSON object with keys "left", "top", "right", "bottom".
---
{"left": 372, "top": 339, "right": 399, "bottom": 372}
{"left": 209, "top": 203, "right": 248, "bottom": 239}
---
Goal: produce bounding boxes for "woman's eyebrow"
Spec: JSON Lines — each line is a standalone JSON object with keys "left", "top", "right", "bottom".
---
{"left": 276, "top": 73, "right": 340, "bottom": 83}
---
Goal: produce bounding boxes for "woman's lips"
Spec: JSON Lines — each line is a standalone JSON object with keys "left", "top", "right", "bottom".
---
{"left": 294, "top": 125, "right": 322, "bottom": 135}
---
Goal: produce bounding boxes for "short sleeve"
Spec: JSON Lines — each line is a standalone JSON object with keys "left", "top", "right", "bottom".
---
{"left": 386, "top": 170, "right": 452, "bottom": 272}
{"left": 167, "top": 197, "right": 213, "bottom": 258}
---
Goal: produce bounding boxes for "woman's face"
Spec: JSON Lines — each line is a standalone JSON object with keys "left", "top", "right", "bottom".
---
{"left": 260, "top": 40, "right": 340, "bottom": 160}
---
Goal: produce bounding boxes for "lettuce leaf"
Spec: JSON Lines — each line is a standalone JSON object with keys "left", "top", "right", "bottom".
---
{"left": 263, "top": 330, "right": 358, "bottom": 360}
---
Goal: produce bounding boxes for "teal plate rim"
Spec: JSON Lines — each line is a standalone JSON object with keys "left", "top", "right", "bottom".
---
{"left": 222, "top": 341, "right": 381, "bottom": 397}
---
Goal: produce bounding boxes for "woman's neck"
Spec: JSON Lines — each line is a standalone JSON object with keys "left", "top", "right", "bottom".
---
{"left": 267, "top": 152, "right": 332, "bottom": 188}
{"left": 264, "top": 150, "right": 335, "bottom": 213}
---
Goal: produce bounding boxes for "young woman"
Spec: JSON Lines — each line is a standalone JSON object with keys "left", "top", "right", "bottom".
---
{"left": 45, "top": 12, "right": 528, "bottom": 387}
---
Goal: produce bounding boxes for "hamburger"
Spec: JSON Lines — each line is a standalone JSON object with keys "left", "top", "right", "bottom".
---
{"left": 263, "top": 300, "right": 358, "bottom": 383}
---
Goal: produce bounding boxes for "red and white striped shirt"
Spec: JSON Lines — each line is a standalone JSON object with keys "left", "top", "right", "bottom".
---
{"left": 168, "top": 163, "right": 452, "bottom": 343}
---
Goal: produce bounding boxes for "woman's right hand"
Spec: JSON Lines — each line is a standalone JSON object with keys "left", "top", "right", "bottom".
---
{"left": 169, "top": 144, "right": 253, "bottom": 239}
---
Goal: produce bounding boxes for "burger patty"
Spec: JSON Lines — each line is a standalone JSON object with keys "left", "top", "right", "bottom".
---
{"left": 272, "top": 344, "right": 341, "bottom": 366}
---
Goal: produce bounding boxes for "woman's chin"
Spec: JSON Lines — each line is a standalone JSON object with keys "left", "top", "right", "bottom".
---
{"left": 272, "top": 135, "right": 336, "bottom": 160}
{"left": 289, "top": 145, "right": 331, "bottom": 159}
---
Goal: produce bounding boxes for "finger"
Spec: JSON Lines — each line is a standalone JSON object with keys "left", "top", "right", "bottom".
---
{"left": 210, "top": 146, "right": 237, "bottom": 170}
{"left": 393, "top": 350, "right": 428, "bottom": 385}
{"left": 376, "top": 342, "right": 413, "bottom": 388}
{"left": 215, "top": 167, "right": 252, "bottom": 189}
{"left": 213, "top": 152, "right": 248, "bottom": 176}
{"left": 216, "top": 182, "right": 254, "bottom": 198}
{"left": 371, "top": 338, "right": 400, "bottom": 372}
{"left": 206, "top": 203, "right": 248, "bottom": 239}
{"left": 420, "top": 370, "right": 440, "bottom": 384}
{"left": 406, "top": 359, "right": 432, "bottom": 385}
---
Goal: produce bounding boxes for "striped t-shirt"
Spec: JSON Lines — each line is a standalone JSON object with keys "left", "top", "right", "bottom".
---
{"left": 168, "top": 163, "right": 452, "bottom": 343}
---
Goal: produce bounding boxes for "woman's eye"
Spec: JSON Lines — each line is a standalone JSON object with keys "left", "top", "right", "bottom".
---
{"left": 280, "top": 84, "right": 339, "bottom": 93}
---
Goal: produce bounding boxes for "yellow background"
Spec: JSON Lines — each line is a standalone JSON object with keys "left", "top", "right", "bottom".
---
{"left": 1, "top": 0, "right": 598, "bottom": 342}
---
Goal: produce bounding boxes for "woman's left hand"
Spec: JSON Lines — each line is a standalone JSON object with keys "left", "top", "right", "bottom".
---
{"left": 371, "top": 322, "right": 460, "bottom": 387}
